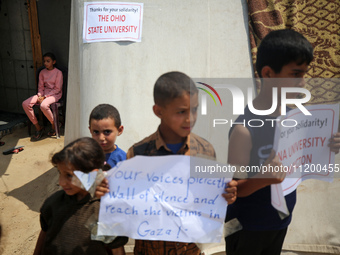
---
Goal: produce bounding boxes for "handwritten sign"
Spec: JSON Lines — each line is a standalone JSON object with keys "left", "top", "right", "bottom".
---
{"left": 271, "top": 104, "right": 339, "bottom": 214}
{"left": 98, "top": 155, "right": 229, "bottom": 243}
{"left": 83, "top": 2, "right": 143, "bottom": 43}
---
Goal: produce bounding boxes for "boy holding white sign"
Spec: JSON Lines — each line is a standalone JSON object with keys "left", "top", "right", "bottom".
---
{"left": 225, "top": 29, "right": 340, "bottom": 255}
{"left": 128, "top": 71, "right": 237, "bottom": 255}
{"left": 96, "top": 71, "right": 237, "bottom": 254}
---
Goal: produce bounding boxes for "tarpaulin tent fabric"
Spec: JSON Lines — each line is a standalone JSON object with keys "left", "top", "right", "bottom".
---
{"left": 247, "top": 0, "right": 340, "bottom": 105}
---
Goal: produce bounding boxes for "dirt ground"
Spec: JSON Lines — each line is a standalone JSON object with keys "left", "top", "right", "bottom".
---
{"left": 0, "top": 126, "right": 64, "bottom": 254}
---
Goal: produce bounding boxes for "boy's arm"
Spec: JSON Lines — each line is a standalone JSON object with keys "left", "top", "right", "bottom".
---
{"left": 126, "top": 147, "right": 134, "bottom": 160}
{"left": 33, "top": 230, "right": 46, "bottom": 255}
{"left": 111, "top": 246, "right": 126, "bottom": 255}
{"left": 228, "top": 125, "right": 285, "bottom": 197}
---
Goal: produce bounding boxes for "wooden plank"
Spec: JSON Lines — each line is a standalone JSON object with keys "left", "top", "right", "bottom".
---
{"left": 27, "top": 0, "right": 44, "bottom": 123}
{"left": 27, "top": 0, "right": 42, "bottom": 85}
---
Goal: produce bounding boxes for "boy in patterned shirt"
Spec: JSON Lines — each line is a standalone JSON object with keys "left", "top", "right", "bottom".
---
{"left": 97, "top": 71, "right": 237, "bottom": 254}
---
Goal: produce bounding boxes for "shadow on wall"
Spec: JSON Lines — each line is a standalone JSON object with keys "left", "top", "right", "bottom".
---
{"left": 6, "top": 167, "right": 59, "bottom": 212}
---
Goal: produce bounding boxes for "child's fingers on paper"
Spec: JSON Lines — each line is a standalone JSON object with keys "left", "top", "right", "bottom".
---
{"left": 225, "top": 185, "right": 237, "bottom": 195}
{"left": 95, "top": 187, "right": 109, "bottom": 198}
{"left": 227, "top": 179, "right": 238, "bottom": 188}
{"left": 98, "top": 178, "right": 109, "bottom": 187}
{"left": 222, "top": 192, "right": 237, "bottom": 205}
{"left": 329, "top": 133, "right": 340, "bottom": 153}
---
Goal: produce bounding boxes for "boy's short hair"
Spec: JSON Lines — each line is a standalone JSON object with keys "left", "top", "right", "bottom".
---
{"left": 154, "top": 71, "right": 198, "bottom": 106}
{"left": 89, "top": 104, "right": 121, "bottom": 128}
{"left": 256, "top": 29, "right": 314, "bottom": 78}
{"left": 52, "top": 137, "right": 105, "bottom": 173}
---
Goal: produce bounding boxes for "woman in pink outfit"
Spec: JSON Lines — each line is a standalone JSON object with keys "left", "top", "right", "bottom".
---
{"left": 22, "top": 53, "right": 63, "bottom": 140}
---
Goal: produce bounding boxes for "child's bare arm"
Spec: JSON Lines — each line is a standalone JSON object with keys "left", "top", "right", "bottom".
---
{"left": 228, "top": 125, "right": 285, "bottom": 197}
{"left": 95, "top": 178, "right": 110, "bottom": 198}
{"left": 33, "top": 230, "right": 46, "bottom": 255}
{"left": 228, "top": 125, "right": 252, "bottom": 169}
{"left": 111, "top": 246, "right": 126, "bottom": 255}
{"left": 329, "top": 132, "right": 340, "bottom": 154}
{"left": 235, "top": 150, "right": 285, "bottom": 197}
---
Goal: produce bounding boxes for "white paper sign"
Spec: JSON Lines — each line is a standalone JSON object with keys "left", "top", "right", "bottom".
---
{"left": 98, "top": 155, "right": 229, "bottom": 243}
{"left": 271, "top": 104, "right": 339, "bottom": 214}
{"left": 74, "top": 169, "right": 107, "bottom": 197}
{"left": 74, "top": 170, "right": 98, "bottom": 191}
{"left": 83, "top": 2, "right": 143, "bottom": 43}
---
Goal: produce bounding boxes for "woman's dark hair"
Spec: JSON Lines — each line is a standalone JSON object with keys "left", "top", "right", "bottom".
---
{"left": 51, "top": 137, "right": 105, "bottom": 173}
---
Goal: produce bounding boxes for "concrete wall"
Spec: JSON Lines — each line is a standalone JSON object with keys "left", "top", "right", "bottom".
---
{"left": 0, "top": 0, "right": 35, "bottom": 113}
{"left": 65, "top": 0, "right": 253, "bottom": 151}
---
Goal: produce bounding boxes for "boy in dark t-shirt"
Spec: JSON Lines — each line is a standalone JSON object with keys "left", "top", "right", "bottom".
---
{"left": 225, "top": 29, "right": 334, "bottom": 255}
